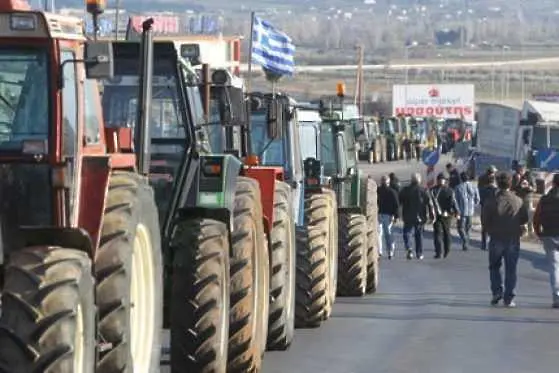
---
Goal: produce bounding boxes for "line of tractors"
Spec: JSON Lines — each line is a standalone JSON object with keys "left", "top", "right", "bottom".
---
{"left": 0, "top": 2, "right": 380, "bottom": 372}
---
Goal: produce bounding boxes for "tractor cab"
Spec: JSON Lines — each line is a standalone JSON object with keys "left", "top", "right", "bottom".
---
{"left": 0, "top": 4, "right": 114, "bottom": 254}
{"left": 249, "top": 92, "right": 304, "bottom": 224}
{"left": 100, "top": 42, "right": 197, "bottom": 228}
{"left": 318, "top": 107, "right": 361, "bottom": 208}
{"left": 201, "top": 67, "right": 247, "bottom": 157}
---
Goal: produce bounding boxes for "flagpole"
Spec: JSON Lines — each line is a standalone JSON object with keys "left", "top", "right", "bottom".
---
{"left": 246, "top": 11, "right": 255, "bottom": 95}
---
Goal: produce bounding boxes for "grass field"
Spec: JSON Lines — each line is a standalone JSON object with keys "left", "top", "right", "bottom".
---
{"left": 247, "top": 48, "right": 559, "bottom": 107}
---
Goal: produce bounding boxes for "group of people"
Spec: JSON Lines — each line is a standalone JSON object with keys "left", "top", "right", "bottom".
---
{"left": 376, "top": 163, "right": 559, "bottom": 309}
{"left": 377, "top": 163, "right": 478, "bottom": 261}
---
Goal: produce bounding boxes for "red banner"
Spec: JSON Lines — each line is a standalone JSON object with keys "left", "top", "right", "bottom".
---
{"left": 129, "top": 16, "right": 179, "bottom": 34}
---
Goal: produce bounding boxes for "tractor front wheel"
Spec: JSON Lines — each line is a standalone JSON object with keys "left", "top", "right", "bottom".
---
{"left": 227, "top": 177, "right": 269, "bottom": 373}
{"left": 170, "top": 218, "right": 230, "bottom": 372}
{"left": 337, "top": 213, "right": 368, "bottom": 297}
{"left": 266, "top": 181, "right": 296, "bottom": 350}
{"left": 0, "top": 246, "right": 95, "bottom": 373}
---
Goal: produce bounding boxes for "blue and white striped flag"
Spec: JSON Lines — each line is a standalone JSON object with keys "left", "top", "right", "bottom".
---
{"left": 251, "top": 16, "right": 295, "bottom": 76}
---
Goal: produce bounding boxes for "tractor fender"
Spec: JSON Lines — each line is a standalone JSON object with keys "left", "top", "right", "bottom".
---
{"left": 183, "top": 154, "right": 243, "bottom": 230}
{"left": 18, "top": 226, "right": 95, "bottom": 258}
{"left": 242, "top": 166, "right": 283, "bottom": 234}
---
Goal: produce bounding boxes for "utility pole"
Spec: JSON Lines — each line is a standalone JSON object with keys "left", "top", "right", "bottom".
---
{"left": 354, "top": 44, "right": 364, "bottom": 116}
{"left": 114, "top": 0, "right": 121, "bottom": 40}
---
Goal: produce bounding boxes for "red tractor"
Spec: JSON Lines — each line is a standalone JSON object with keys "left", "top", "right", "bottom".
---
{"left": 0, "top": 1, "right": 162, "bottom": 372}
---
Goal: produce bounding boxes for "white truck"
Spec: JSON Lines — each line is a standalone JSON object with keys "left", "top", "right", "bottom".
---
{"left": 473, "top": 101, "right": 559, "bottom": 193}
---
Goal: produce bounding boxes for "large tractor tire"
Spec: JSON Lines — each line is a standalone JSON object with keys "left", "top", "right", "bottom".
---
{"left": 295, "top": 191, "right": 338, "bottom": 328}
{"left": 0, "top": 246, "right": 96, "bottom": 373}
{"left": 361, "top": 177, "right": 380, "bottom": 294}
{"left": 170, "top": 218, "right": 230, "bottom": 373}
{"left": 294, "top": 225, "right": 327, "bottom": 328}
{"left": 322, "top": 190, "right": 339, "bottom": 318}
{"left": 336, "top": 213, "right": 368, "bottom": 297}
{"left": 227, "top": 176, "right": 269, "bottom": 373}
{"left": 266, "top": 181, "right": 296, "bottom": 350}
{"left": 96, "top": 172, "right": 163, "bottom": 373}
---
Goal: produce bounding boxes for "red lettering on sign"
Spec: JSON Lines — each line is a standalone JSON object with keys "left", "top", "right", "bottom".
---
{"left": 394, "top": 106, "right": 473, "bottom": 119}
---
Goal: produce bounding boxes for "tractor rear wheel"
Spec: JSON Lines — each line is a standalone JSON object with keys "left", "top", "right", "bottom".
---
{"left": 227, "top": 177, "right": 269, "bottom": 373}
{"left": 170, "top": 218, "right": 230, "bottom": 373}
{"left": 294, "top": 225, "right": 327, "bottom": 328}
{"left": 95, "top": 172, "right": 163, "bottom": 373}
{"left": 336, "top": 213, "right": 368, "bottom": 297}
{"left": 0, "top": 246, "right": 95, "bottom": 373}
{"left": 296, "top": 191, "right": 338, "bottom": 326}
{"left": 361, "top": 177, "right": 380, "bottom": 294}
{"left": 266, "top": 181, "right": 296, "bottom": 350}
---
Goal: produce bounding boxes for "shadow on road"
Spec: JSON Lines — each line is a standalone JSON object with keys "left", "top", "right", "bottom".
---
{"left": 331, "top": 311, "right": 559, "bottom": 324}
{"left": 519, "top": 250, "right": 548, "bottom": 272}
{"left": 335, "top": 295, "right": 551, "bottom": 310}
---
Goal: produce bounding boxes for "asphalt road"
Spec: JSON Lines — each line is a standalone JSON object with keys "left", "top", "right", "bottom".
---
{"left": 162, "top": 157, "right": 559, "bottom": 372}
{"left": 261, "top": 157, "right": 559, "bottom": 373}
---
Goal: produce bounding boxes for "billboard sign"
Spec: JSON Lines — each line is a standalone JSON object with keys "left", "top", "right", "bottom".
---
{"left": 392, "top": 84, "right": 475, "bottom": 122}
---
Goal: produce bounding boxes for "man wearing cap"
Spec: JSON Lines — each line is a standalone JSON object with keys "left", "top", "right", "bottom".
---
{"left": 482, "top": 172, "right": 529, "bottom": 307}
{"left": 430, "top": 172, "right": 460, "bottom": 258}
{"left": 532, "top": 173, "right": 559, "bottom": 308}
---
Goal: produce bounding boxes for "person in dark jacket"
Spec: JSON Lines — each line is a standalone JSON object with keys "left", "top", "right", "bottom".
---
{"left": 430, "top": 172, "right": 460, "bottom": 258}
{"left": 482, "top": 172, "right": 529, "bottom": 307}
{"left": 479, "top": 173, "right": 498, "bottom": 251}
{"left": 532, "top": 173, "right": 559, "bottom": 308}
{"left": 399, "top": 173, "right": 435, "bottom": 260}
{"left": 445, "top": 162, "right": 460, "bottom": 189}
{"left": 389, "top": 172, "right": 400, "bottom": 194}
{"left": 512, "top": 164, "right": 535, "bottom": 202}
{"left": 378, "top": 175, "right": 400, "bottom": 259}
{"left": 478, "top": 165, "right": 497, "bottom": 190}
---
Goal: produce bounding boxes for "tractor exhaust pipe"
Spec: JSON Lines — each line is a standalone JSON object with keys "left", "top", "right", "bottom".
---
{"left": 135, "top": 18, "right": 154, "bottom": 175}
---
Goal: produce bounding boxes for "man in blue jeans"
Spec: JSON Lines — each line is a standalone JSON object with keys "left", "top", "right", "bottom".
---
{"left": 482, "top": 172, "right": 529, "bottom": 307}
{"left": 533, "top": 173, "right": 559, "bottom": 309}
{"left": 377, "top": 175, "right": 400, "bottom": 259}
{"left": 398, "top": 173, "right": 435, "bottom": 260}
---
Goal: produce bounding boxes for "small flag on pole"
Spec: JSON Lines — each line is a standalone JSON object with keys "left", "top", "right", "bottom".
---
{"left": 251, "top": 16, "right": 295, "bottom": 76}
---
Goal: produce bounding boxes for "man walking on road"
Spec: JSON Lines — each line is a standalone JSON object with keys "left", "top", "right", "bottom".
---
{"left": 446, "top": 163, "right": 460, "bottom": 189}
{"left": 478, "top": 165, "right": 497, "bottom": 190}
{"left": 482, "top": 172, "right": 529, "bottom": 307}
{"left": 378, "top": 175, "right": 400, "bottom": 259}
{"left": 455, "top": 171, "right": 480, "bottom": 251}
{"left": 431, "top": 173, "right": 460, "bottom": 258}
{"left": 532, "top": 173, "right": 559, "bottom": 309}
{"left": 479, "top": 173, "right": 498, "bottom": 251}
{"left": 399, "top": 173, "right": 435, "bottom": 260}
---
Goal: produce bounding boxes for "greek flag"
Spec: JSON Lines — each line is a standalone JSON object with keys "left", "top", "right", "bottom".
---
{"left": 251, "top": 16, "right": 295, "bottom": 76}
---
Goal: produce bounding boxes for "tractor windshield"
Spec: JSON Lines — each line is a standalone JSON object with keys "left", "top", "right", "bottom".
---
{"left": 250, "top": 111, "right": 285, "bottom": 165}
{"left": 0, "top": 48, "right": 48, "bottom": 151}
{"left": 320, "top": 122, "right": 336, "bottom": 175}
{"left": 101, "top": 59, "right": 189, "bottom": 224}
{"left": 298, "top": 121, "right": 319, "bottom": 159}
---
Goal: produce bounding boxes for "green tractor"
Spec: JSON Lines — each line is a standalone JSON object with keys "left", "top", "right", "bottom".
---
{"left": 301, "top": 94, "right": 380, "bottom": 296}
{"left": 102, "top": 34, "right": 270, "bottom": 373}
{"left": 201, "top": 71, "right": 298, "bottom": 351}
{"left": 295, "top": 106, "right": 340, "bottom": 327}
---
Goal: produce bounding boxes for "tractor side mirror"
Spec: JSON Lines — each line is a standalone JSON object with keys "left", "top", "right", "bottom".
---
{"left": 84, "top": 41, "right": 114, "bottom": 79}
{"left": 266, "top": 99, "right": 283, "bottom": 139}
